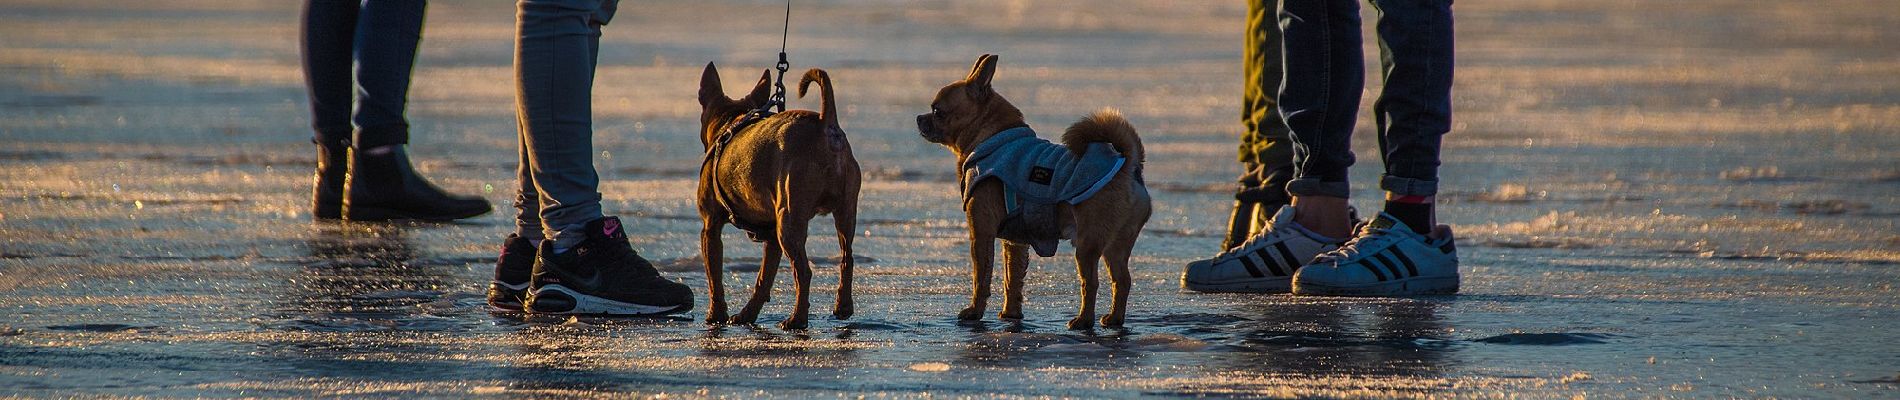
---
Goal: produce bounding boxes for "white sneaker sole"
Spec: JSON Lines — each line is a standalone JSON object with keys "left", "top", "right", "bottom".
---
{"left": 1293, "top": 275, "right": 1460, "bottom": 296}
{"left": 526, "top": 284, "right": 690, "bottom": 316}
{"left": 1183, "top": 276, "right": 1292, "bottom": 293}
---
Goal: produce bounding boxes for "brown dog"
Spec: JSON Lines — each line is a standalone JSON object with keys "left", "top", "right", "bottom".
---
{"left": 696, "top": 63, "right": 861, "bottom": 330}
{"left": 915, "top": 54, "right": 1152, "bottom": 329}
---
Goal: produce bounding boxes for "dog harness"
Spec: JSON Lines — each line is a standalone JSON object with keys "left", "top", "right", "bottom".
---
{"left": 960, "top": 127, "right": 1126, "bottom": 257}
{"left": 703, "top": 109, "right": 777, "bottom": 242}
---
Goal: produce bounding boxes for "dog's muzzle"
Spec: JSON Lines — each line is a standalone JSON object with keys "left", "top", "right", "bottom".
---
{"left": 916, "top": 113, "right": 944, "bottom": 143}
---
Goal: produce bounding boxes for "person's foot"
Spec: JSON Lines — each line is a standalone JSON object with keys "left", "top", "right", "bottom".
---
{"left": 524, "top": 217, "right": 694, "bottom": 316}
{"left": 1292, "top": 212, "right": 1459, "bottom": 296}
{"left": 486, "top": 234, "right": 537, "bottom": 311}
{"left": 311, "top": 141, "right": 348, "bottom": 220}
{"left": 1183, "top": 205, "right": 1344, "bottom": 293}
{"left": 342, "top": 145, "right": 492, "bottom": 221}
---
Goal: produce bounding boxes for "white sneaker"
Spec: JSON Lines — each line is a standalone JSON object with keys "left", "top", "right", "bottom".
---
{"left": 1292, "top": 212, "right": 1459, "bottom": 296}
{"left": 1182, "top": 206, "right": 1344, "bottom": 293}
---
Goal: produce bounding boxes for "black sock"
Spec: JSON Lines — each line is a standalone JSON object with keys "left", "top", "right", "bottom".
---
{"left": 1383, "top": 201, "right": 1434, "bottom": 235}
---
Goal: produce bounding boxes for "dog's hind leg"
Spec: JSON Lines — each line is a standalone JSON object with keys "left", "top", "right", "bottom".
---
{"left": 1101, "top": 239, "right": 1134, "bottom": 328}
{"left": 701, "top": 218, "right": 729, "bottom": 324}
{"left": 832, "top": 204, "right": 858, "bottom": 320}
{"left": 730, "top": 239, "right": 781, "bottom": 325}
{"left": 999, "top": 242, "right": 1029, "bottom": 320}
{"left": 776, "top": 216, "right": 814, "bottom": 330}
{"left": 1068, "top": 242, "right": 1104, "bottom": 330}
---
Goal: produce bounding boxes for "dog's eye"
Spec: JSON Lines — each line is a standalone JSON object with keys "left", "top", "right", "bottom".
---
{"left": 931, "top": 106, "right": 941, "bottom": 114}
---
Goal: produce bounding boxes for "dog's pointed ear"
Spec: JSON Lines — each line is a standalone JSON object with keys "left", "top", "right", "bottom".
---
{"left": 966, "top": 54, "right": 999, "bottom": 96}
{"left": 698, "top": 62, "right": 725, "bottom": 107}
{"left": 740, "top": 69, "right": 773, "bottom": 106}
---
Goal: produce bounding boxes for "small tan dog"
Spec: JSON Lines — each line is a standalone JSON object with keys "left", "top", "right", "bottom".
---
{"left": 915, "top": 54, "right": 1151, "bottom": 329}
{"left": 696, "top": 63, "right": 861, "bottom": 330}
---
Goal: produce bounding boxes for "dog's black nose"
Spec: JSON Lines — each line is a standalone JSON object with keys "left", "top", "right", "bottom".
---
{"left": 915, "top": 114, "right": 934, "bottom": 137}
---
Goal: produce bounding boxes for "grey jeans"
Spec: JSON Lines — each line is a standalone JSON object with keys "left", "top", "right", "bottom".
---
{"left": 512, "top": 0, "right": 618, "bottom": 248}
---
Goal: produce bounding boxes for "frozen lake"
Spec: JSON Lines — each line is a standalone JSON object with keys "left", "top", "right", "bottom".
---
{"left": 2, "top": 0, "right": 1897, "bottom": 397}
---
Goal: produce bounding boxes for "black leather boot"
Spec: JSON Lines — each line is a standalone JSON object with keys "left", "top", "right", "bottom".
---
{"left": 342, "top": 145, "right": 492, "bottom": 221}
{"left": 311, "top": 139, "right": 348, "bottom": 220}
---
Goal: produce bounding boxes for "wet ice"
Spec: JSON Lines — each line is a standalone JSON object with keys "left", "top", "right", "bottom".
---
{"left": 2, "top": 0, "right": 1898, "bottom": 398}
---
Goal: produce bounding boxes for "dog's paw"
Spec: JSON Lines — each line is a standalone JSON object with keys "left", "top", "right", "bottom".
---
{"left": 998, "top": 311, "right": 1023, "bottom": 320}
{"left": 1099, "top": 313, "right": 1125, "bottom": 327}
{"left": 832, "top": 302, "right": 854, "bottom": 320}
{"left": 1066, "top": 315, "right": 1096, "bottom": 330}
{"left": 705, "top": 311, "right": 728, "bottom": 325}
{"left": 777, "top": 317, "right": 809, "bottom": 330}
{"left": 728, "top": 312, "right": 760, "bottom": 325}
{"left": 957, "top": 306, "right": 985, "bottom": 321}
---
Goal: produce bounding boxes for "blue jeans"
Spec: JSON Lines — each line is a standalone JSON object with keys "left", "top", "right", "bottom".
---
{"left": 300, "top": 0, "right": 427, "bottom": 148}
{"left": 512, "top": 0, "right": 617, "bottom": 248}
{"left": 1279, "top": 0, "right": 1453, "bottom": 198}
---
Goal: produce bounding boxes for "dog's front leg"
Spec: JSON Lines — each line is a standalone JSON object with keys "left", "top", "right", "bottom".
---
{"left": 730, "top": 240, "right": 781, "bottom": 325}
{"left": 959, "top": 230, "right": 996, "bottom": 321}
{"left": 701, "top": 220, "right": 728, "bottom": 324}
{"left": 999, "top": 242, "right": 1029, "bottom": 320}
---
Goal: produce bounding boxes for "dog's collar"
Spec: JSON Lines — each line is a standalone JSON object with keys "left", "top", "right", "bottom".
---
{"left": 713, "top": 109, "right": 776, "bottom": 149}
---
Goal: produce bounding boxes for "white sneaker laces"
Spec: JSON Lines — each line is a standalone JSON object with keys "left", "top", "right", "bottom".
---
{"left": 1321, "top": 222, "right": 1392, "bottom": 261}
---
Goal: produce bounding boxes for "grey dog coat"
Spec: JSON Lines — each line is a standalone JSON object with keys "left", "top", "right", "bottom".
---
{"left": 960, "top": 127, "right": 1126, "bottom": 257}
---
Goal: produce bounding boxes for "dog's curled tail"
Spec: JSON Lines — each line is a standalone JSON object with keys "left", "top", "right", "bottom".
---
{"left": 1062, "top": 108, "right": 1144, "bottom": 175}
{"left": 797, "top": 68, "right": 840, "bottom": 131}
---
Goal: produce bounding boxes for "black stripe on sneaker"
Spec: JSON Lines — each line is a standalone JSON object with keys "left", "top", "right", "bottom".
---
{"left": 1373, "top": 253, "right": 1407, "bottom": 278}
{"left": 1272, "top": 242, "right": 1304, "bottom": 272}
{"left": 1390, "top": 248, "right": 1421, "bottom": 277}
{"left": 1252, "top": 247, "right": 1288, "bottom": 277}
{"left": 1360, "top": 261, "right": 1389, "bottom": 281}
{"left": 1236, "top": 253, "right": 1267, "bottom": 278}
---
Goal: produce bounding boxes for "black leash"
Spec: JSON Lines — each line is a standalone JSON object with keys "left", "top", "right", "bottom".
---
{"left": 710, "top": 0, "right": 794, "bottom": 154}
{"left": 767, "top": 0, "right": 792, "bottom": 113}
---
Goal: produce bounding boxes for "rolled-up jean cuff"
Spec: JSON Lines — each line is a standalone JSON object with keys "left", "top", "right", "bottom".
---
{"left": 352, "top": 123, "right": 411, "bottom": 149}
{"left": 1380, "top": 175, "right": 1439, "bottom": 197}
{"left": 1287, "top": 178, "right": 1351, "bottom": 198}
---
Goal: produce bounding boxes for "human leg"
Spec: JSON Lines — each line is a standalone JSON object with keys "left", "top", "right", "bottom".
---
{"left": 1369, "top": 0, "right": 1454, "bottom": 234}
{"left": 341, "top": 0, "right": 492, "bottom": 221}
{"left": 1278, "top": 0, "right": 1364, "bottom": 239}
{"left": 301, "top": 0, "right": 357, "bottom": 220}
{"left": 1185, "top": 0, "right": 1328, "bottom": 294}
{"left": 1231, "top": 0, "right": 1296, "bottom": 248}
{"left": 1290, "top": 0, "right": 1460, "bottom": 296}
{"left": 513, "top": 0, "right": 690, "bottom": 315}
{"left": 514, "top": 0, "right": 608, "bottom": 250}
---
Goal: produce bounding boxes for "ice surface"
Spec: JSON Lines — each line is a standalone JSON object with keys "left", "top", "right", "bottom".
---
{"left": 1, "top": 0, "right": 1896, "bottom": 398}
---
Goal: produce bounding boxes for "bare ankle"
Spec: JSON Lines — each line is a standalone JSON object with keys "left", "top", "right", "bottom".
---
{"left": 1291, "top": 195, "right": 1353, "bottom": 239}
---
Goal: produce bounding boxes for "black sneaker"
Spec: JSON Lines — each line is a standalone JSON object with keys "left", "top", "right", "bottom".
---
{"left": 524, "top": 217, "right": 694, "bottom": 316}
{"left": 486, "top": 234, "right": 537, "bottom": 311}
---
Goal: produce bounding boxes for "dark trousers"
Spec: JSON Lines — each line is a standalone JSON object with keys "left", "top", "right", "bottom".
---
{"left": 1241, "top": 0, "right": 1296, "bottom": 203}
{"left": 1278, "top": 0, "right": 1453, "bottom": 198}
{"left": 300, "top": 0, "right": 427, "bottom": 149}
